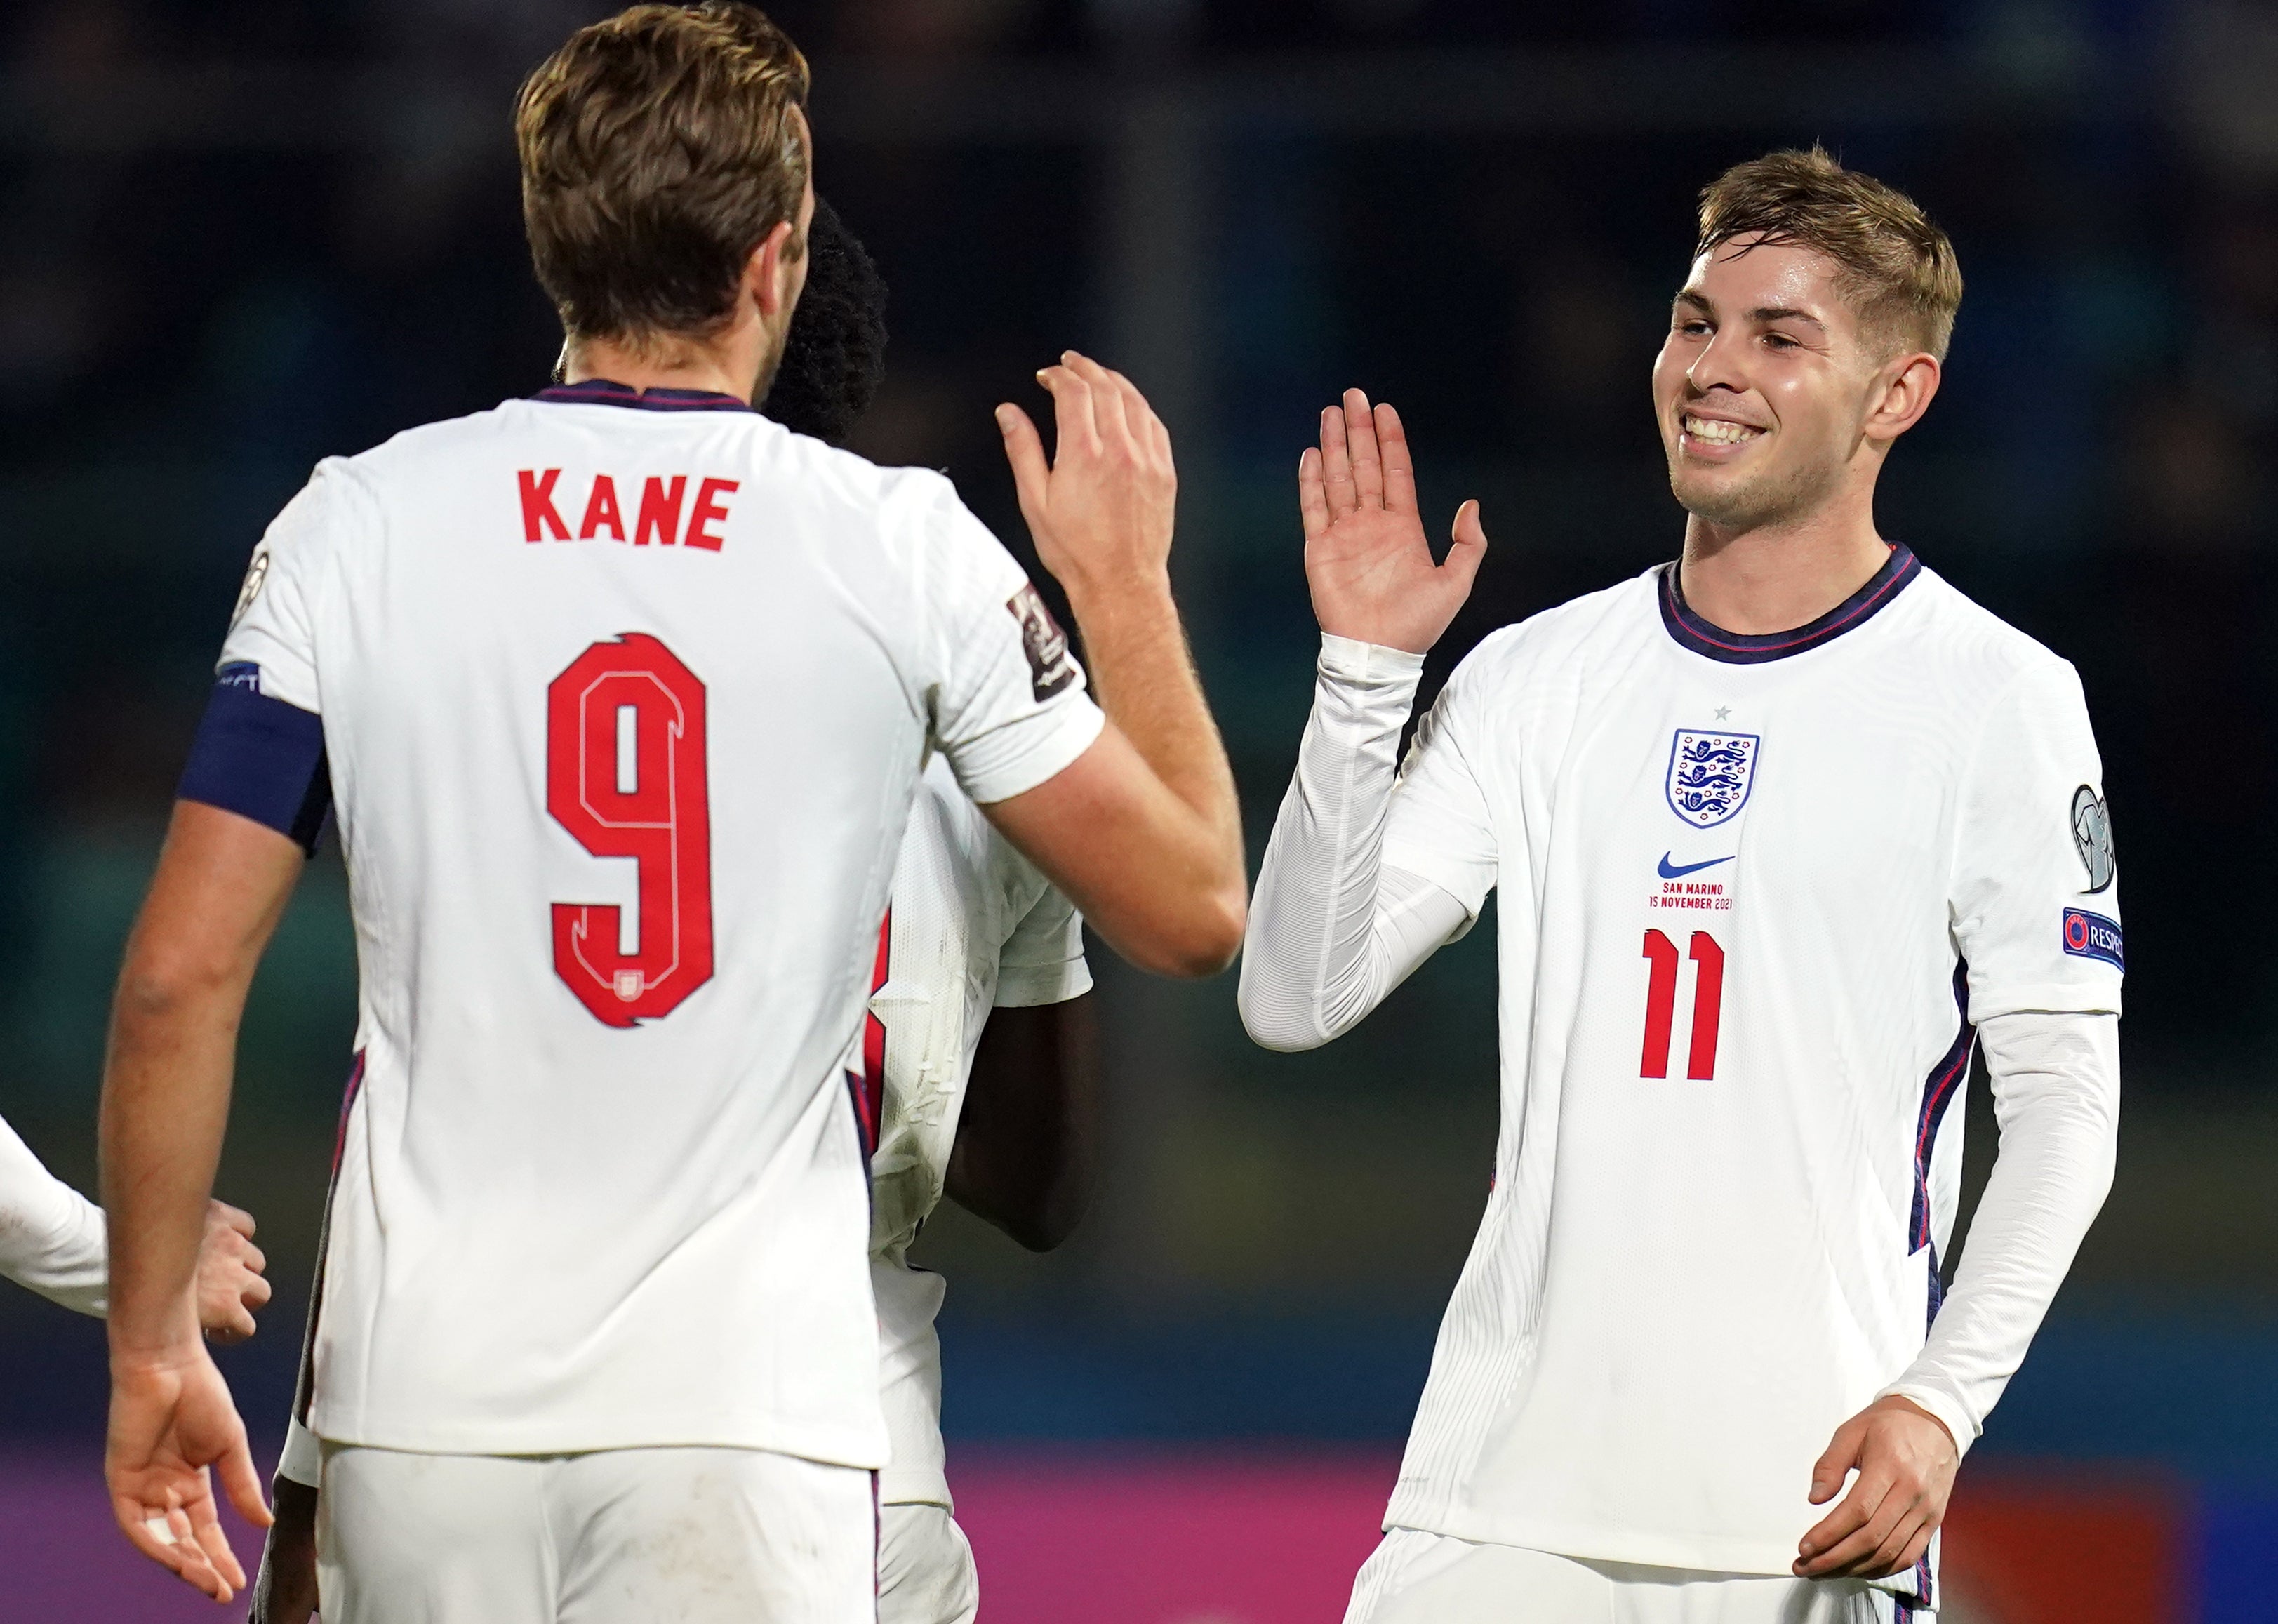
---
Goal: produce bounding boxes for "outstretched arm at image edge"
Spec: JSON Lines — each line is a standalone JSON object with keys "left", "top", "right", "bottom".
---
{"left": 1879, "top": 1009, "right": 2120, "bottom": 1454}
{"left": 0, "top": 1112, "right": 107, "bottom": 1315}
{"left": 1238, "top": 634, "right": 1474, "bottom": 1051}
{"left": 0, "top": 1118, "right": 272, "bottom": 1333}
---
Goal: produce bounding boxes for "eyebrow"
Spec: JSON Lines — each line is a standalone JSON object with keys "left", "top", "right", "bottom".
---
{"left": 1747, "top": 305, "right": 1827, "bottom": 331}
{"left": 1670, "top": 291, "right": 1828, "bottom": 333}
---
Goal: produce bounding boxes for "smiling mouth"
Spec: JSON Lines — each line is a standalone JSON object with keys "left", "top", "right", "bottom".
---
{"left": 1681, "top": 413, "right": 1764, "bottom": 446}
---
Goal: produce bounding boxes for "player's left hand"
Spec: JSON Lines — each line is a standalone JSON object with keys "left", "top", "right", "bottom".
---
{"left": 1794, "top": 1394, "right": 1958, "bottom": 1580}
{"left": 106, "top": 1347, "right": 271, "bottom": 1602}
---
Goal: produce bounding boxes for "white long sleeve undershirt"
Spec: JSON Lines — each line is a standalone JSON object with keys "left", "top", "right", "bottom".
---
{"left": 1239, "top": 633, "right": 2119, "bottom": 1458}
{"left": 0, "top": 1110, "right": 107, "bottom": 1317}
{"left": 1238, "top": 637, "right": 1470, "bottom": 1053}
{"left": 1879, "top": 1009, "right": 2117, "bottom": 1452}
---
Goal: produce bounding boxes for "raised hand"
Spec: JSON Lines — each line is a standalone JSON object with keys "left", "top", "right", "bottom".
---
{"left": 985, "top": 350, "right": 1246, "bottom": 980}
{"left": 995, "top": 350, "right": 1178, "bottom": 611}
{"left": 195, "top": 1200, "right": 270, "bottom": 1345}
{"left": 107, "top": 1347, "right": 269, "bottom": 1601}
{"left": 1299, "top": 389, "right": 1486, "bottom": 655}
{"left": 1794, "top": 1394, "right": 1958, "bottom": 1580}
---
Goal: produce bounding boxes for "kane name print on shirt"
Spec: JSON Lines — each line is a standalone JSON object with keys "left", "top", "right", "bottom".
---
{"left": 518, "top": 468, "right": 740, "bottom": 550}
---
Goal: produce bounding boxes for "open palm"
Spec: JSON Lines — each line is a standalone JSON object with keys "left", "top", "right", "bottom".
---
{"left": 108, "top": 1350, "right": 267, "bottom": 1601}
{"left": 1299, "top": 389, "right": 1486, "bottom": 655}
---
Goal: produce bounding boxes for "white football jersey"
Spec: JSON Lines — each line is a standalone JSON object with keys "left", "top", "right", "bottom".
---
{"left": 1375, "top": 550, "right": 2121, "bottom": 1585}
{"left": 865, "top": 753, "right": 1090, "bottom": 1510}
{"left": 220, "top": 381, "right": 1102, "bottom": 1464}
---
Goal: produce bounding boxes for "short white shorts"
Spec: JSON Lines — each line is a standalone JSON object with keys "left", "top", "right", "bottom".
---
{"left": 316, "top": 1442, "right": 877, "bottom": 1624}
{"left": 1345, "top": 1529, "right": 1929, "bottom": 1624}
{"left": 878, "top": 1501, "right": 979, "bottom": 1624}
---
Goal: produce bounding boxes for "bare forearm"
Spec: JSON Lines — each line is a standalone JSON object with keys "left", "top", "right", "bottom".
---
{"left": 101, "top": 990, "right": 244, "bottom": 1355}
{"left": 1065, "top": 573, "right": 1241, "bottom": 883}
{"left": 100, "top": 801, "right": 302, "bottom": 1358}
{"left": 989, "top": 355, "right": 1245, "bottom": 973}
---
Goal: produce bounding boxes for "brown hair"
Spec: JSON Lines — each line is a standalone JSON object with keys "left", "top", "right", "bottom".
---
{"left": 1697, "top": 147, "right": 1962, "bottom": 361}
{"left": 516, "top": 3, "right": 811, "bottom": 350}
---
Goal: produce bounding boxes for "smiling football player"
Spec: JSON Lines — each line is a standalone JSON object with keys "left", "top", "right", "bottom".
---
{"left": 1241, "top": 147, "right": 2122, "bottom": 1624}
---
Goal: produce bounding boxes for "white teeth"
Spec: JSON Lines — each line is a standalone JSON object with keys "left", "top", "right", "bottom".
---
{"left": 1684, "top": 415, "right": 1761, "bottom": 445}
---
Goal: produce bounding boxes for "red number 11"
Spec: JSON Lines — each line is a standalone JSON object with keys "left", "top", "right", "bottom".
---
{"left": 1640, "top": 928, "right": 1724, "bottom": 1080}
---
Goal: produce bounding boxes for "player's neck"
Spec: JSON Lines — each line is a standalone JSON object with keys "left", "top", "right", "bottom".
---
{"left": 1676, "top": 498, "right": 1893, "bottom": 637}
{"left": 561, "top": 325, "right": 773, "bottom": 405}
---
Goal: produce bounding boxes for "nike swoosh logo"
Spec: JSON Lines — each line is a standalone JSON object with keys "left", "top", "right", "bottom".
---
{"left": 1658, "top": 853, "right": 1736, "bottom": 879}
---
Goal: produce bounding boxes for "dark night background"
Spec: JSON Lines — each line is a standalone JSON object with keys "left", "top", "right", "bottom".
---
{"left": 4, "top": 2, "right": 2275, "bottom": 1618}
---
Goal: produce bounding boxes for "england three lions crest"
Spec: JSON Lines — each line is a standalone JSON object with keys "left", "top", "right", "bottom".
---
{"left": 1666, "top": 730, "right": 1761, "bottom": 828}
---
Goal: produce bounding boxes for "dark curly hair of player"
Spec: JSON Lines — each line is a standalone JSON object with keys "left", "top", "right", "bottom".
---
{"left": 760, "top": 195, "right": 888, "bottom": 447}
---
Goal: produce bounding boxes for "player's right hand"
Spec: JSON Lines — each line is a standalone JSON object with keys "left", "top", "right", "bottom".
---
{"left": 195, "top": 1200, "right": 270, "bottom": 1344}
{"left": 995, "top": 351, "right": 1178, "bottom": 610}
{"left": 106, "top": 1347, "right": 270, "bottom": 1602}
{"left": 250, "top": 1477, "right": 321, "bottom": 1624}
{"left": 1298, "top": 389, "right": 1486, "bottom": 655}
{"left": 1794, "top": 1394, "right": 1958, "bottom": 1580}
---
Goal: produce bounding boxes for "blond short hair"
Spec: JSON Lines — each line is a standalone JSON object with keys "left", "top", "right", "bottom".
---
{"left": 1698, "top": 146, "right": 1963, "bottom": 361}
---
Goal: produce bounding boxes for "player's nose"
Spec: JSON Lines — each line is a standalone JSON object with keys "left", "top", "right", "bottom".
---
{"left": 1683, "top": 329, "right": 1752, "bottom": 396}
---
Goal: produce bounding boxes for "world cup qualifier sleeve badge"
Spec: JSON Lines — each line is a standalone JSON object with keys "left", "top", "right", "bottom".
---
{"left": 1666, "top": 731, "right": 1761, "bottom": 828}
{"left": 2070, "top": 784, "right": 2115, "bottom": 893}
{"left": 1006, "top": 583, "right": 1078, "bottom": 703}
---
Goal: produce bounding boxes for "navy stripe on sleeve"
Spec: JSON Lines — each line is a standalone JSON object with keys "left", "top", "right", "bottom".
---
{"left": 178, "top": 678, "right": 332, "bottom": 855}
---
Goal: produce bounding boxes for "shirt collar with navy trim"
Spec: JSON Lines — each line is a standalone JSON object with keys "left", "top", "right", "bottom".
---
{"left": 532, "top": 378, "right": 756, "bottom": 413}
{"left": 1658, "top": 543, "right": 1921, "bottom": 665}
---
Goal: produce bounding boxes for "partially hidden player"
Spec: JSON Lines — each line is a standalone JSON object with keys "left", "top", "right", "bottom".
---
{"left": 1240, "top": 148, "right": 2120, "bottom": 1622}
{"left": 251, "top": 194, "right": 1096, "bottom": 1624}
{"left": 98, "top": 4, "right": 1242, "bottom": 1616}
{"left": 0, "top": 1112, "right": 267, "bottom": 1335}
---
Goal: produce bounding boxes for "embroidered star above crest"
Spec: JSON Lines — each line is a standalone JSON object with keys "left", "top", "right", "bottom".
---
{"left": 1714, "top": 707, "right": 1731, "bottom": 721}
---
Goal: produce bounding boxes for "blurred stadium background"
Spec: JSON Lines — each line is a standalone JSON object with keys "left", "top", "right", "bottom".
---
{"left": 4, "top": 0, "right": 2276, "bottom": 1618}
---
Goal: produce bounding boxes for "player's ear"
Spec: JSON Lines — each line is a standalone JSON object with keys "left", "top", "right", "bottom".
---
{"left": 1866, "top": 350, "right": 1940, "bottom": 444}
{"left": 747, "top": 218, "right": 801, "bottom": 321}
{"left": 747, "top": 102, "right": 814, "bottom": 323}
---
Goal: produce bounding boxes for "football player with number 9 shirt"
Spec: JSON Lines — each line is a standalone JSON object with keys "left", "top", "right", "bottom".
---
{"left": 95, "top": 5, "right": 1243, "bottom": 1618}
{"left": 252, "top": 195, "right": 1100, "bottom": 1624}
{"left": 1242, "top": 148, "right": 2121, "bottom": 1623}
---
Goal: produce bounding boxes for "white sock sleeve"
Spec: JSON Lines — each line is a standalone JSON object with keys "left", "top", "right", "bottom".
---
{"left": 1240, "top": 635, "right": 1474, "bottom": 1053}
{"left": 1880, "top": 1009, "right": 2120, "bottom": 1454}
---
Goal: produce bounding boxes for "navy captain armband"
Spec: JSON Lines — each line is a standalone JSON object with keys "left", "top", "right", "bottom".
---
{"left": 178, "top": 664, "right": 333, "bottom": 856}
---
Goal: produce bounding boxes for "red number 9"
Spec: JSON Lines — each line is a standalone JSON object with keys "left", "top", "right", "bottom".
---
{"left": 547, "top": 634, "right": 714, "bottom": 1027}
